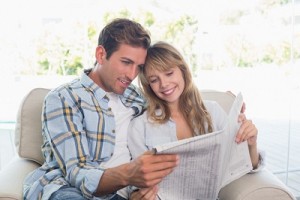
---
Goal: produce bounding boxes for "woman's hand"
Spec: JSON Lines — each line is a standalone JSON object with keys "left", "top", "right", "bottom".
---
{"left": 235, "top": 113, "right": 260, "bottom": 169}
{"left": 235, "top": 113, "right": 258, "bottom": 146}
{"left": 130, "top": 186, "right": 159, "bottom": 200}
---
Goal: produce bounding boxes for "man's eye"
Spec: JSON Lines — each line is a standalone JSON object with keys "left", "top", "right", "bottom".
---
{"left": 122, "top": 60, "right": 131, "bottom": 65}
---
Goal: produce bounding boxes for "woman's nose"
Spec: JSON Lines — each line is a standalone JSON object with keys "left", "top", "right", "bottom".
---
{"left": 160, "top": 78, "right": 168, "bottom": 88}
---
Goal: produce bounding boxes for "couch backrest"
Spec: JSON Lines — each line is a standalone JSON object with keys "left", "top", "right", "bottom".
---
{"left": 14, "top": 88, "right": 235, "bottom": 165}
{"left": 200, "top": 90, "right": 235, "bottom": 114}
{"left": 14, "top": 88, "right": 50, "bottom": 165}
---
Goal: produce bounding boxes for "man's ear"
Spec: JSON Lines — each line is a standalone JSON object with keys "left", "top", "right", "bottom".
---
{"left": 95, "top": 45, "right": 106, "bottom": 64}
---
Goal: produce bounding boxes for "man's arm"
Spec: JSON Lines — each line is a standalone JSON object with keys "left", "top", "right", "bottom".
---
{"left": 94, "top": 152, "right": 179, "bottom": 196}
{"left": 43, "top": 90, "right": 107, "bottom": 198}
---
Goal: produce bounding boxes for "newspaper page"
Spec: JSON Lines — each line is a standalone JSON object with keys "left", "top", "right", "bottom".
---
{"left": 153, "top": 93, "right": 252, "bottom": 200}
{"left": 221, "top": 92, "right": 253, "bottom": 187}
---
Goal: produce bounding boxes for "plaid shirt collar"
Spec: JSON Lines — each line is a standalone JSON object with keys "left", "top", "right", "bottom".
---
{"left": 81, "top": 68, "right": 146, "bottom": 116}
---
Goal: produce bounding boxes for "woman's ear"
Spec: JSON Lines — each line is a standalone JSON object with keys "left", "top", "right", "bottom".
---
{"left": 95, "top": 45, "right": 106, "bottom": 64}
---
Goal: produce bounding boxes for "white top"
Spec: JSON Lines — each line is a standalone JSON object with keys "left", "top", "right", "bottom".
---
{"left": 128, "top": 100, "right": 227, "bottom": 158}
{"left": 100, "top": 92, "right": 134, "bottom": 198}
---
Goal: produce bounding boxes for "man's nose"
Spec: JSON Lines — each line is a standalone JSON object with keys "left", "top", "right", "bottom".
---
{"left": 127, "top": 65, "right": 139, "bottom": 80}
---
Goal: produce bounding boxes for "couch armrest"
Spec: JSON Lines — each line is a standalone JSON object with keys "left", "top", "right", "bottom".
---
{"left": 0, "top": 156, "right": 40, "bottom": 200}
{"left": 219, "top": 169, "right": 296, "bottom": 200}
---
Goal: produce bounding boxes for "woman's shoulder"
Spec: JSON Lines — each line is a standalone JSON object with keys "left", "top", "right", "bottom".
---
{"left": 203, "top": 100, "right": 221, "bottom": 110}
{"left": 203, "top": 100, "right": 226, "bottom": 116}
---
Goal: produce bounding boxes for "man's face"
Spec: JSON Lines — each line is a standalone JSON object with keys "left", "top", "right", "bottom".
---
{"left": 94, "top": 44, "right": 147, "bottom": 94}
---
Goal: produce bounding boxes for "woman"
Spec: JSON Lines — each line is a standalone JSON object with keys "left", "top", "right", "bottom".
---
{"left": 128, "top": 41, "right": 261, "bottom": 199}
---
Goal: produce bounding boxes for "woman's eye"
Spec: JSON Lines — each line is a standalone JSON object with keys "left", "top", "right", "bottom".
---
{"left": 166, "top": 71, "right": 173, "bottom": 76}
{"left": 149, "top": 79, "right": 157, "bottom": 83}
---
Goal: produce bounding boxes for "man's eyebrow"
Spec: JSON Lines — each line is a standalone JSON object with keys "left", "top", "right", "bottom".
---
{"left": 120, "top": 57, "right": 145, "bottom": 68}
{"left": 120, "top": 57, "right": 134, "bottom": 62}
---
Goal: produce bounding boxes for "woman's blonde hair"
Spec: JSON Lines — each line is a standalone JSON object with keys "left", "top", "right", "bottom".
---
{"left": 139, "top": 41, "right": 213, "bottom": 135}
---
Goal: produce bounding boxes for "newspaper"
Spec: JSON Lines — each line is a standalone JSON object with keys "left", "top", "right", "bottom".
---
{"left": 153, "top": 93, "right": 252, "bottom": 200}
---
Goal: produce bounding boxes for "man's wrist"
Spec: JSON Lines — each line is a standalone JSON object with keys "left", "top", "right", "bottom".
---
{"left": 95, "top": 164, "right": 129, "bottom": 196}
{"left": 117, "top": 163, "right": 130, "bottom": 187}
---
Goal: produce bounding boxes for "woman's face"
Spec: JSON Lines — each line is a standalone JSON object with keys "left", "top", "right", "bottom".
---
{"left": 147, "top": 66, "right": 185, "bottom": 106}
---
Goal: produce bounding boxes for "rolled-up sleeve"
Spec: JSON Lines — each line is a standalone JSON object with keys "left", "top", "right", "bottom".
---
{"left": 249, "top": 150, "right": 266, "bottom": 173}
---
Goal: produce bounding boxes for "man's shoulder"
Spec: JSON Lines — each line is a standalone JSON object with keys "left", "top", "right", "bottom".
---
{"left": 46, "top": 78, "right": 82, "bottom": 99}
{"left": 121, "top": 84, "right": 146, "bottom": 116}
{"left": 52, "top": 78, "right": 80, "bottom": 92}
{"left": 122, "top": 84, "right": 145, "bottom": 103}
{"left": 124, "top": 84, "right": 142, "bottom": 97}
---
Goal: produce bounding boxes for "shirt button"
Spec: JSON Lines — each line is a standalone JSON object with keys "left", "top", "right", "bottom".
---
{"left": 112, "top": 129, "right": 115, "bottom": 133}
{"left": 108, "top": 107, "right": 111, "bottom": 111}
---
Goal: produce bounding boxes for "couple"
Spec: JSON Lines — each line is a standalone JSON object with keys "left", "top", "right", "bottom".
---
{"left": 23, "top": 18, "right": 262, "bottom": 200}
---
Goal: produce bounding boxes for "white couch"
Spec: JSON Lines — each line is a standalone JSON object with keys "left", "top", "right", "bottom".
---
{"left": 0, "top": 88, "right": 296, "bottom": 200}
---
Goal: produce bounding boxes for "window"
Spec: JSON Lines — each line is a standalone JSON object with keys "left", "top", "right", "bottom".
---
{"left": 0, "top": 0, "right": 299, "bottom": 197}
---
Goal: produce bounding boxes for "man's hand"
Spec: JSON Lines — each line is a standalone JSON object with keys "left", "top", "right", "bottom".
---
{"left": 94, "top": 151, "right": 178, "bottom": 197}
{"left": 130, "top": 186, "right": 159, "bottom": 200}
{"left": 126, "top": 151, "right": 179, "bottom": 188}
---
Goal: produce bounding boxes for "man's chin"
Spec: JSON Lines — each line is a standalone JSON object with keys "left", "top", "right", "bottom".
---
{"left": 113, "top": 87, "right": 126, "bottom": 95}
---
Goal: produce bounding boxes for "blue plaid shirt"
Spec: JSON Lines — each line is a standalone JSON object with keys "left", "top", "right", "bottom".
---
{"left": 23, "top": 70, "right": 146, "bottom": 200}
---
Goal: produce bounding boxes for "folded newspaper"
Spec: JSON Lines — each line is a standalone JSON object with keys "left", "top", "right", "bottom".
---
{"left": 153, "top": 93, "right": 252, "bottom": 200}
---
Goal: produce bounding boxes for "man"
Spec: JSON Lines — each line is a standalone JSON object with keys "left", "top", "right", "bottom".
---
{"left": 23, "top": 18, "right": 179, "bottom": 200}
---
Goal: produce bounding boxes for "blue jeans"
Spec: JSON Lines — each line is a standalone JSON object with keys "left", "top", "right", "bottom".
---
{"left": 49, "top": 186, "right": 85, "bottom": 200}
{"left": 49, "top": 186, "right": 127, "bottom": 200}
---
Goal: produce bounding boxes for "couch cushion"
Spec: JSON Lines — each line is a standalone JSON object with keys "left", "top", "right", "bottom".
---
{"left": 0, "top": 157, "right": 40, "bottom": 200}
{"left": 14, "top": 88, "right": 50, "bottom": 165}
